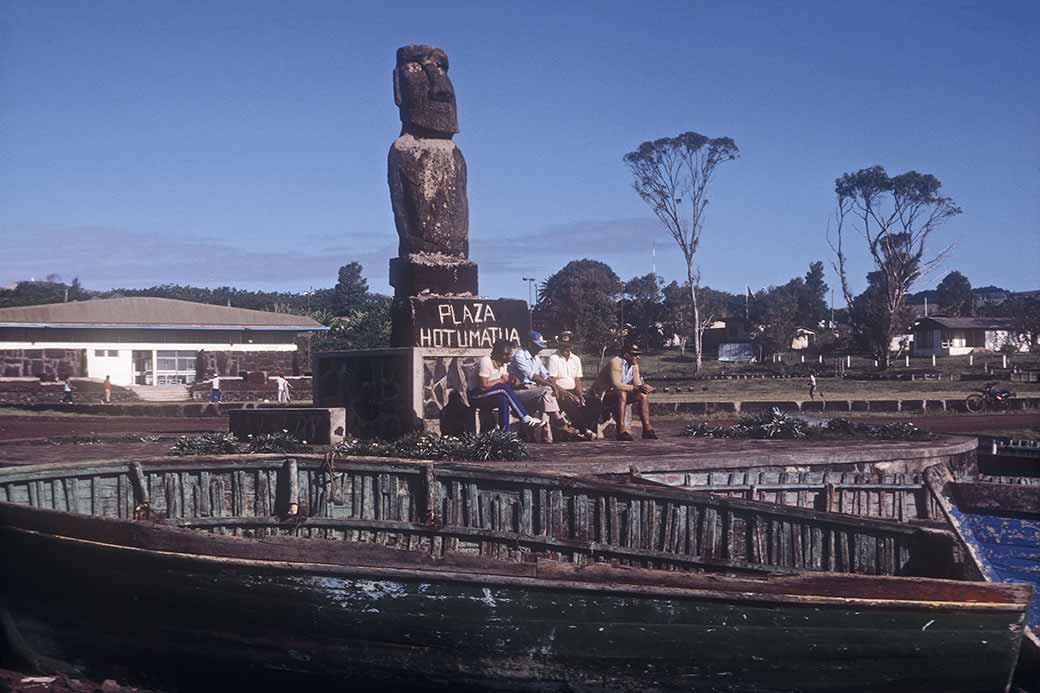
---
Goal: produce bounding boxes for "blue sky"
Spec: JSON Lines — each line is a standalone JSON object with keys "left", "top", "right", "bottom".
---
{"left": 2, "top": 1, "right": 1037, "bottom": 301}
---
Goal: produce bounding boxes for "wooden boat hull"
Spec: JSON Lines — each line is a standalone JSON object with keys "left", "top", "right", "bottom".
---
{"left": 926, "top": 462, "right": 1040, "bottom": 683}
{"left": 0, "top": 456, "right": 1033, "bottom": 691}
{"left": 1, "top": 524, "right": 1029, "bottom": 692}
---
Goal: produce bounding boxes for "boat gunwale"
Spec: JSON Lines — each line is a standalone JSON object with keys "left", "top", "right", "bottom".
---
{"left": 0, "top": 500, "right": 1031, "bottom": 613}
{"left": 923, "top": 460, "right": 1040, "bottom": 658}
{"left": 0, "top": 454, "right": 928, "bottom": 536}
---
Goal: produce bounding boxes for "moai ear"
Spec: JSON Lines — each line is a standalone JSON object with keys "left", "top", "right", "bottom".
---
{"left": 393, "top": 68, "right": 402, "bottom": 108}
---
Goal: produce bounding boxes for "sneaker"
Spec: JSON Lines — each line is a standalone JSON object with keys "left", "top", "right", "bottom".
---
{"left": 523, "top": 415, "right": 546, "bottom": 428}
{"left": 616, "top": 431, "right": 634, "bottom": 442}
{"left": 642, "top": 429, "right": 659, "bottom": 440}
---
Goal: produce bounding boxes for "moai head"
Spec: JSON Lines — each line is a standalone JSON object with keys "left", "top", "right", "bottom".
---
{"left": 393, "top": 44, "right": 458, "bottom": 137}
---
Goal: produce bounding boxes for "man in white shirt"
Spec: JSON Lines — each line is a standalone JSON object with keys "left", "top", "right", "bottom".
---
{"left": 273, "top": 375, "right": 292, "bottom": 403}
{"left": 548, "top": 331, "right": 591, "bottom": 435}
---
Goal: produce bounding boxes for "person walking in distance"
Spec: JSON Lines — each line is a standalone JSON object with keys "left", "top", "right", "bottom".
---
{"left": 808, "top": 373, "right": 817, "bottom": 401}
{"left": 209, "top": 372, "right": 223, "bottom": 403}
{"left": 62, "top": 380, "right": 74, "bottom": 403}
{"left": 274, "top": 375, "right": 292, "bottom": 404}
{"left": 103, "top": 375, "right": 112, "bottom": 404}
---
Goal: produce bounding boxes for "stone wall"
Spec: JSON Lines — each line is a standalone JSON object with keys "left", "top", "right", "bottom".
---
{"left": 188, "top": 376, "right": 311, "bottom": 402}
{"left": 0, "top": 349, "right": 85, "bottom": 380}
{"left": 228, "top": 408, "right": 346, "bottom": 445}
{"left": 313, "top": 349, "right": 415, "bottom": 440}
{"left": 195, "top": 349, "right": 300, "bottom": 378}
{"left": 0, "top": 378, "right": 137, "bottom": 404}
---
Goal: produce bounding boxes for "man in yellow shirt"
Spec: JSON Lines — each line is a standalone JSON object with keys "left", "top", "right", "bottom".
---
{"left": 588, "top": 342, "right": 657, "bottom": 441}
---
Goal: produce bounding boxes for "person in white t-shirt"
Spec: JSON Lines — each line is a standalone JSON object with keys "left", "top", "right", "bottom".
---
{"left": 548, "top": 331, "right": 592, "bottom": 435}
{"left": 468, "top": 339, "right": 544, "bottom": 434}
{"left": 273, "top": 375, "right": 292, "bottom": 403}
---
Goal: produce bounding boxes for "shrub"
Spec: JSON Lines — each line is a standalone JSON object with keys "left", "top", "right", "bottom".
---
{"left": 681, "top": 409, "right": 931, "bottom": 442}
{"left": 336, "top": 430, "right": 528, "bottom": 462}
{"left": 169, "top": 433, "right": 240, "bottom": 456}
{"left": 246, "top": 430, "right": 307, "bottom": 454}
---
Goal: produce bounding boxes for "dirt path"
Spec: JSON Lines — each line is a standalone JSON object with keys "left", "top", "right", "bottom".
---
{"left": 0, "top": 415, "right": 225, "bottom": 442}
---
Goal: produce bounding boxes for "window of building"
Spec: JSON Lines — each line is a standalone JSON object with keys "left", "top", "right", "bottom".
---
{"left": 95, "top": 350, "right": 106, "bottom": 357}
{"left": 107, "top": 350, "right": 119, "bottom": 357}
{"left": 155, "top": 350, "right": 198, "bottom": 384}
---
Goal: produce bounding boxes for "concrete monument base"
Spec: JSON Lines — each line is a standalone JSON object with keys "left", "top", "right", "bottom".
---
{"left": 313, "top": 347, "right": 494, "bottom": 438}
{"left": 228, "top": 407, "right": 347, "bottom": 446}
{"left": 389, "top": 256, "right": 478, "bottom": 297}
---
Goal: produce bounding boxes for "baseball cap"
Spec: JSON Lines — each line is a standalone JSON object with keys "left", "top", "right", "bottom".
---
{"left": 528, "top": 331, "right": 548, "bottom": 348}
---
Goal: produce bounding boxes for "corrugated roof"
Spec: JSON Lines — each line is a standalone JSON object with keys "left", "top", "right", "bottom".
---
{"left": 914, "top": 316, "right": 1016, "bottom": 330}
{"left": 0, "top": 297, "right": 324, "bottom": 329}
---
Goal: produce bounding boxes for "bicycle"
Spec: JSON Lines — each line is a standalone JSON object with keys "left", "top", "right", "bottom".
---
{"left": 965, "top": 381, "right": 1014, "bottom": 413}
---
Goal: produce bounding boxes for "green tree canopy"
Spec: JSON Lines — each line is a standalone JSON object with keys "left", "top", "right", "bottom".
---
{"left": 536, "top": 259, "right": 621, "bottom": 352}
{"left": 750, "top": 280, "right": 803, "bottom": 356}
{"left": 334, "top": 262, "right": 369, "bottom": 316}
{"left": 798, "top": 261, "right": 829, "bottom": 328}
{"left": 935, "top": 271, "right": 973, "bottom": 316}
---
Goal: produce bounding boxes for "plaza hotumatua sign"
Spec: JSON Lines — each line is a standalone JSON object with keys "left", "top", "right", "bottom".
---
{"left": 391, "top": 296, "right": 527, "bottom": 349}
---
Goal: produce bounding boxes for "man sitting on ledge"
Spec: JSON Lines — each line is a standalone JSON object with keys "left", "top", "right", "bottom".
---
{"left": 468, "top": 339, "right": 545, "bottom": 435}
{"left": 509, "top": 331, "right": 579, "bottom": 441}
{"left": 588, "top": 342, "right": 657, "bottom": 441}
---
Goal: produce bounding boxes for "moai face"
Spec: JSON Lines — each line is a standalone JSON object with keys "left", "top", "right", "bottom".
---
{"left": 393, "top": 44, "right": 459, "bottom": 137}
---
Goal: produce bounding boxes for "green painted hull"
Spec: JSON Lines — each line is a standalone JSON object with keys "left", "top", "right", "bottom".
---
{"left": 1, "top": 525, "right": 1027, "bottom": 692}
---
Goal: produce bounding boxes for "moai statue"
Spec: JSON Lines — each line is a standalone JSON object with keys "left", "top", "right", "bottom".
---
{"left": 388, "top": 45, "right": 476, "bottom": 296}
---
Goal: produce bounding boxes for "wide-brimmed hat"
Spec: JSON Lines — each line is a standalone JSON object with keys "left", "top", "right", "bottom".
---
{"left": 527, "top": 331, "right": 548, "bottom": 348}
{"left": 556, "top": 331, "right": 575, "bottom": 347}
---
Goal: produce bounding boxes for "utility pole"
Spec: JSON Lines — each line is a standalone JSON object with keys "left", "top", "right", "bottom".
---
{"left": 522, "top": 277, "right": 536, "bottom": 332}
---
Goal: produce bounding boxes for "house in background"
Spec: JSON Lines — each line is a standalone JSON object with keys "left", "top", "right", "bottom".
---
{"left": 0, "top": 297, "right": 327, "bottom": 386}
{"left": 702, "top": 317, "right": 755, "bottom": 362}
{"left": 789, "top": 328, "right": 816, "bottom": 351}
{"left": 910, "top": 316, "right": 1024, "bottom": 357}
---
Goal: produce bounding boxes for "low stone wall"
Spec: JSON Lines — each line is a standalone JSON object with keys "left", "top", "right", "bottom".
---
{"left": 228, "top": 407, "right": 346, "bottom": 445}
{"left": 0, "top": 401, "right": 311, "bottom": 417}
{"left": 188, "top": 376, "right": 311, "bottom": 402}
{"left": 195, "top": 349, "right": 302, "bottom": 378}
{"left": 649, "top": 396, "right": 1040, "bottom": 416}
{"left": 0, "top": 377, "right": 138, "bottom": 404}
{"left": 0, "top": 349, "right": 85, "bottom": 380}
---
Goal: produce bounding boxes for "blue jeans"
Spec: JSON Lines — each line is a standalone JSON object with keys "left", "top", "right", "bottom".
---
{"left": 468, "top": 383, "right": 529, "bottom": 432}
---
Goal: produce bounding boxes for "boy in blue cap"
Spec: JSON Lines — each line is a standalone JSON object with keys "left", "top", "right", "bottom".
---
{"left": 509, "top": 331, "right": 578, "bottom": 440}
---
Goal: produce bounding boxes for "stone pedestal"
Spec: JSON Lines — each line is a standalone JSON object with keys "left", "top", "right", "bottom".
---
{"left": 313, "top": 347, "right": 488, "bottom": 438}
{"left": 389, "top": 256, "right": 477, "bottom": 298}
{"left": 390, "top": 296, "right": 528, "bottom": 349}
{"left": 228, "top": 407, "right": 347, "bottom": 445}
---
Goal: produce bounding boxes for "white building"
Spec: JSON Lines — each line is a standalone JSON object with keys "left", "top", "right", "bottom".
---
{"left": 911, "top": 316, "right": 1025, "bottom": 357}
{"left": 0, "top": 297, "right": 327, "bottom": 386}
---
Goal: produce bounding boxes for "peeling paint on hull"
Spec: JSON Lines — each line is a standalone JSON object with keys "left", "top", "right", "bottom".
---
{"left": 1, "top": 528, "right": 1027, "bottom": 692}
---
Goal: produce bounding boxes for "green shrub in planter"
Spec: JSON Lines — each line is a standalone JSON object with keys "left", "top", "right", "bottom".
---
{"left": 169, "top": 433, "right": 240, "bottom": 456}
{"left": 245, "top": 430, "right": 307, "bottom": 453}
{"left": 336, "top": 430, "right": 527, "bottom": 462}
{"left": 681, "top": 409, "right": 931, "bottom": 442}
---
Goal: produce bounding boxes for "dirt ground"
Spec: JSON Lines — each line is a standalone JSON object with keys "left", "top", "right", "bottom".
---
{"left": 0, "top": 411, "right": 1036, "bottom": 469}
{"left": 0, "top": 415, "right": 224, "bottom": 443}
